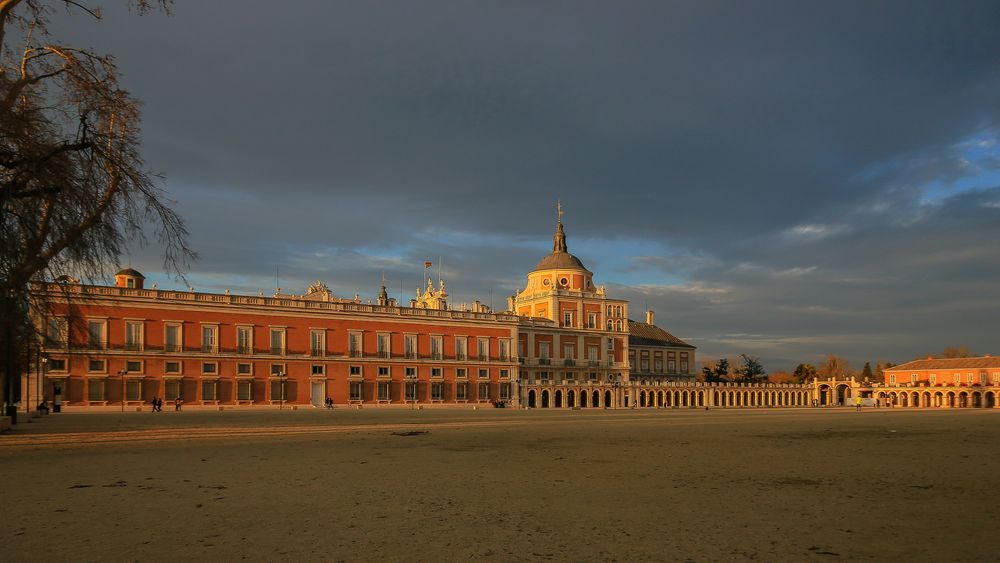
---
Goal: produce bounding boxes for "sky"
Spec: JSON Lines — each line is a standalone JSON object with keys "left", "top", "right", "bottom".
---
{"left": 44, "top": 1, "right": 1000, "bottom": 371}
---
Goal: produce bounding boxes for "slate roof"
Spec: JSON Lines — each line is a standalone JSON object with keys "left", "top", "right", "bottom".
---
{"left": 628, "top": 320, "right": 695, "bottom": 349}
{"left": 885, "top": 356, "right": 1000, "bottom": 371}
{"left": 115, "top": 268, "right": 145, "bottom": 278}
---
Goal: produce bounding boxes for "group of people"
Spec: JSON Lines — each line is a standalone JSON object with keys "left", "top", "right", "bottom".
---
{"left": 150, "top": 397, "right": 183, "bottom": 412}
{"left": 324, "top": 396, "right": 334, "bottom": 409}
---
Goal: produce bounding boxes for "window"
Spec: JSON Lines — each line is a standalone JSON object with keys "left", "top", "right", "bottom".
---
{"left": 479, "top": 382, "right": 490, "bottom": 400}
{"left": 202, "top": 362, "right": 218, "bottom": 375}
{"left": 349, "top": 332, "right": 363, "bottom": 358}
{"left": 967, "top": 373, "right": 974, "bottom": 384}
{"left": 349, "top": 365, "right": 362, "bottom": 377}
{"left": 431, "top": 382, "right": 443, "bottom": 400}
{"left": 46, "top": 318, "right": 66, "bottom": 346}
{"left": 431, "top": 368, "right": 442, "bottom": 378}
{"left": 564, "top": 344, "right": 575, "bottom": 365}
{"left": 607, "top": 306, "right": 612, "bottom": 317}
{"left": 455, "top": 337, "right": 467, "bottom": 361}
{"left": 405, "top": 366, "right": 417, "bottom": 378}
{"left": 378, "top": 381, "right": 390, "bottom": 401}
{"left": 589, "top": 372, "right": 598, "bottom": 381}
{"left": 88, "top": 358, "right": 106, "bottom": 373}
{"left": 668, "top": 359, "right": 676, "bottom": 373}
{"left": 930, "top": 374, "right": 937, "bottom": 384}
{"left": 539, "top": 342, "right": 550, "bottom": 360}
{"left": 499, "top": 339, "right": 510, "bottom": 361}
{"left": 122, "top": 322, "right": 141, "bottom": 350}
{"left": 312, "top": 364, "right": 325, "bottom": 376}
{"left": 126, "top": 278, "right": 135, "bottom": 289}
{"left": 87, "top": 380, "right": 105, "bottom": 401}
{"left": 349, "top": 381, "right": 362, "bottom": 401}
{"left": 680, "top": 353, "right": 689, "bottom": 373}
{"left": 270, "top": 363, "right": 285, "bottom": 377}
{"left": 430, "top": 336, "right": 442, "bottom": 360}
{"left": 478, "top": 369, "right": 488, "bottom": 380}
{"left": 48, "top": 358, "right": 67, "bottom": 371}
{"left": 270, "top": 328, "right": 285, "bottom": 355}
{"left": 378, "top": 366, "right": 390, "bottom": 378}
{"left": 125, "top": 360, "right": 143, "bottom": 373}
{"left": 405, "top": 382, "right": 417, "bottom": 401}
{"left": 270, "top": 381, "right": 286, "bottom": 401}
{"left": 237, "top": 363, "right": 252, "bottom": 375}
{"left": 456, "top": 382, "right": 467, "bottom": 400}
{"left": 87, "top": 320, "right": 106, "bottom": 349}
{"left": 641, "top": 358, "right": 649, "bottom": 372}
{"left": 456, "top": 368, "right": 467, "bottom": 379}
{"left": 477, "top": 338, "right": 489, "bottom": 361}
{"left": 125, "top": 380, "right": 141, "bottom": 401}
{"left": 201, "top": 325, "right": 218, "bottom": 353}
{"left": 588, "top": 345, "right": 599, "bottom": 363}
{"left": 499, "top": 369, "right": 510, "bottom": 379}
{"left": 539, "top": 371, "right": 550, "bottom": 381}
{"left": 607, "top": 320, "right": 613, "bottom": 330}
{"left": 404, "top": 334, "right": 417, "bottom": 359}
{"left": 564, "top": 372, "right": 575, "bottom": 381}
{"left": 165, "top": 324, "right": 182, "bottom": 352}
{"left": 237, "top": 326, "right": 252, "bottom": 354}
{"left": 890, "top": 374, "right": 897, "bottom": 385}
{"left": 587, "top": 312, "right": 597, "bottom": 329}
{"left": 165, "top": 361, "right": 181, "bottom": 374}
{"left": 563, "top": 311, "right": 574, "bottom": 327}
{"left": 500, "top": 383, "right": 511, "bottom": 400}
{"left": 165, "top": 380, "right": 181, "bottom": 401}
{"left": 654, "top": 359, "right": 663, "bottom": 373}
{"left": 377, "top": 333, "right": 390, "bottom": 359}
{"left": 310, "top": 329, "right": 325, "bottom": 356}
{"left": 238, "top": 380, "right": 253, "bottom": 401}
{"left": 202, "top": 381, "right": 217, "bottom": 401}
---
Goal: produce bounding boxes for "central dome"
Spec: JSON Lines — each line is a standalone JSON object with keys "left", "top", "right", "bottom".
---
{"left": 533, "top": 221, "right": 591, "bottom": 273}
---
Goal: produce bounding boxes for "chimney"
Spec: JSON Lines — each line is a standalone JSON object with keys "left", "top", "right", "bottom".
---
{"left": 646, "top": 310, "right": 655, "bottom": 325}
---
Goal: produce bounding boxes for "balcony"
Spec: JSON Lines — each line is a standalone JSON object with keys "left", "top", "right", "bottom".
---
{"left": 310, "top": 348, "right": 324, "bottom": 357}
{"left": 405, "top": 352, "right": 418, "bottom": 360}
{"left": 456, "top": 353, "right": 468, "bottom": 361}
{"left": 564, "top": 359, "right": 576, "bottom": 367}
{"left": 478, "top": 354, "right": 488, "bottom": 362}
{"left": 124, "top": 343, "right": 142, "bottom": 351}
{"left": 201, "top": 345, "right": 217, "bottom": 353}
{"left": 588, "top": 360, "right": 599, "bottom": 367}
{"left": 431, "top": 353, "right": 443, "bottom": 361}
{"left": 349, "top": 350, "right": 363, "bottom": 358}
{"left": 378, "top": 351, "right": 390, "bottom": 359}
{"left": 270, "top": 347, "right": 284, "bottom": 356}
{"left": 538, "top": 358, "right": 551, "bottom": 366}
{"left": 166, "top": 344, "right": 182, "bottom": 353}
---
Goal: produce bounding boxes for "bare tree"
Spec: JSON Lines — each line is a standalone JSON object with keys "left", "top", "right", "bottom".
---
{"left": 1, "top": 0, "right": 192, "bottom": 413}
{"left": 818, "top": 354, "right": 854, "bottom": 380}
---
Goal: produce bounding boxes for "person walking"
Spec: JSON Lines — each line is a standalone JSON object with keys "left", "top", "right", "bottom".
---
{"left": 855, "top": 396, "right": 863, "bottom": 411}
{"left": 151, "top": 397, "right": 158, "bottom": 413}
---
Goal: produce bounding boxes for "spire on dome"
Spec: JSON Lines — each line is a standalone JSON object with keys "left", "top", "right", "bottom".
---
{"left": 553, "top": 201, "right": 568, "bottom": 253}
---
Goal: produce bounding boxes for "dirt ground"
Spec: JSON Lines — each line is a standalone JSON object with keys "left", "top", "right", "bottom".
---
{"left": 1, "top": 407, "right": 997, "bottom": 562}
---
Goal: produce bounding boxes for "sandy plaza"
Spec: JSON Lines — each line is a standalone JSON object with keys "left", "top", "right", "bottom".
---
{"left": 1, "top": 407, "right": 997, "bottom": 562}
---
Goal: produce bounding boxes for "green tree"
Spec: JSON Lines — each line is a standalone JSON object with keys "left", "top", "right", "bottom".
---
{"left": 735, "top": 354, "right": 766, "bottom": 383}
{"left": 1, "top": 0, "right": 192, "bottom": 415}
{"left": 860, "top": 362, "right": 874, "bottom": 381}
{"left": 793, "top": 363, "right": 817, "bottom": 383}
{"left": 702, "top": 358, "right": 729, "bottom": 383}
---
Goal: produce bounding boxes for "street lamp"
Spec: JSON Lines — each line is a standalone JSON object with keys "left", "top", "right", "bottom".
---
{"left": 609, "top": 373, "right": 621, "bottom": 410}
{"left": 278, "top": 370, "right": 286, "bottom": 410}
{"left": 40, "top": 357, "right": 47, "bottom": 413}
{"left": 119, "top": 368, "right": 128, "bottom": 413}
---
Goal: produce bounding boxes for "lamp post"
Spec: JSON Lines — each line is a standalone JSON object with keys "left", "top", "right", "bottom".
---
{"left": 40, "top": 356, "right": 47, "bottom": 412}
{"left": 609, "top": 373, "right": 621, "bottom": 409}
{"left": 119, "top": 368, "right": 128, "bottom": 413}
{"left": 279, "top": 370, "right": 286, "bottom": 410}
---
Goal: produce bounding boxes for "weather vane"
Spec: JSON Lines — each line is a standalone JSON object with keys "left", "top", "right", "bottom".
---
{"left": 557, "top": 200, "right": 564, "bottom": 223}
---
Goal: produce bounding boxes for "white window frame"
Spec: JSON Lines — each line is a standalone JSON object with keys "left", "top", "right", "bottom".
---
{"left": 164, "top": 322, "right": 183, "bottom": 353}
{"left": 237, "top": 325, "right": 253, "bottom": 355}
{"left": 269, "top": 327, "right": 286, "bottom": 356}
{"left": 87, "top": 319, "right": 107, "bottom": 350}
{"left": 201, "top": 323, "right": 219, "bottom": 353}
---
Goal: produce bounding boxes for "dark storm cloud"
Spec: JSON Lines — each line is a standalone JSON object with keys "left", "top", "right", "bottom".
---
{"left": 48, "top": 1, "right": 1000, "bottom": 369}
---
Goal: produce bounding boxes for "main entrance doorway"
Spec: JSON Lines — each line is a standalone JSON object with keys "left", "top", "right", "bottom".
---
{"left": 311, "top": 381, "right": 325, "bottom": 407}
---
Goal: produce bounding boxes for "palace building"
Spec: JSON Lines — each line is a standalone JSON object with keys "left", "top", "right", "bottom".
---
{"left": 24, "top": 210, "right": 998, "bottom": 411}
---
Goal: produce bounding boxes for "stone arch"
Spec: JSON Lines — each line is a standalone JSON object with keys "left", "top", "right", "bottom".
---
{"left": 959, "top": 391, "right": 968, "bottom": 407}
{"left": 933, "top": 391, "right": 943, "bottom": 408}
{"left": 604, "top": 390, "right": 612, "bottom": 408}
{"left": 592, "top": 390, "right": 599, "bottom": 408}
{"left": 554, "top": 390, "right": 562, "bottom": 408}
{"left": 697, "top": 391, "right": 705, "bottom": 407}
{"left": 567, "top": 390, "right": 576, "bottom": 408}
{"left": 972, "top": 391, "right": 982, "bottom": 408}
{"left": 528, "top": 389, "right": 536, "bottom": 408}
{"left": 900, "top": 393, "right": 908, "bottom": 407}
{"left": 922, "top": 391, "right": 931, "bottom": 407}
{"left": 541, "top": 389, "right": 549, "bottom": 408}
{"left": 657, "top": 391, "right": 664, "bottom": 407}
{"left": 986, "top": 391, "right": 996, "bottom": 408}
{"left": 911, "top": 391, "right": 919, "bottom": 407}
{"left": 836, "top": 384, "right": 851, "bottom": 406}
{"left": 946, "top": 391, "right": 955, "bottom": 407}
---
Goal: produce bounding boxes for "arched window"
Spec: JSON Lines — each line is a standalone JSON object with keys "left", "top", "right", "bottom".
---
{"left": 607, "top": 320, "right": 613, "bottom": 330}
